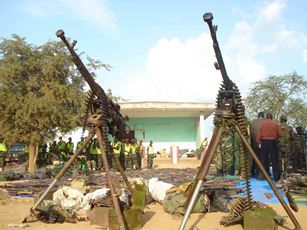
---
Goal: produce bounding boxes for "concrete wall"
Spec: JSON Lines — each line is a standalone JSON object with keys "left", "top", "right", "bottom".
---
{"left": 127, "top": 117, "right": 197, "bottom": 153}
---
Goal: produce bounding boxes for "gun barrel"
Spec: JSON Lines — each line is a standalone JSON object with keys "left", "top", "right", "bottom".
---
{"left": 203, "top": 13, "right": 230, "bottom": 89}
{"left": 56, "top": 30, "right": 102, "bottom": 97}
{"left": 56, "top": 30, "right": 127, "bottom": 138}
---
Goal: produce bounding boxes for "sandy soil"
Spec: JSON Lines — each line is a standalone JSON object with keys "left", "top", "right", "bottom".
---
{"left": 0, "top": 158, "right": 306, "bottom": 230}
{"left": 0, "top": 197, "right": 306, "bottom": 230}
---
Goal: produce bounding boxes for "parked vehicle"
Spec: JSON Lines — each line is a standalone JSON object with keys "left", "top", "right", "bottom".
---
{"left": 5, "top": 143, "right": 27, "bottom": 164}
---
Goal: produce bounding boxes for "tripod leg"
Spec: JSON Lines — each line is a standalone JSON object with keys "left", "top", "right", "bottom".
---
{"left": 112, "top": 154, "right": 133, "bottom": 194}
{"left": 234, "top": 125, "right": 302, "bottom": 230}
{"left": 96, "top": 128, "right": 126, "bottom": 230}
{"left": 28, "top": 128, "right": 96, "bottom": 213}
{"left": 184, "top": 127, "right": 219, "bottom": 207}
{"left": 179, "top": 126, "right": 224, "bottom": 230}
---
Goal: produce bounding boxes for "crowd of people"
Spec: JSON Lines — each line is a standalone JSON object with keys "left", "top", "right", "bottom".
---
{"left": 1, "top": 112, "right": 305, "bottom": 178}
{"left": 216, "top": 111, "right": 306, "bottom": 183}
{"left": 35, "top": 136, "right": 157, "bottom": 173}
{"left": 251, "top": 112, "right": 306, "bottom": 182}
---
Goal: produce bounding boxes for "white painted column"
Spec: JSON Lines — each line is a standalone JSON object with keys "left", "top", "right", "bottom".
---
{"left": 172, "top": 145, "right": 178, "bottom": 164}
{"left": 199, "top": 111, "right": 205, "bottom": 143}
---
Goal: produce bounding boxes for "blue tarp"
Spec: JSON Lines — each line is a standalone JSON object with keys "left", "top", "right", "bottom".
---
{"left": 237, "top": 178, "right": 307, "bottom": 205}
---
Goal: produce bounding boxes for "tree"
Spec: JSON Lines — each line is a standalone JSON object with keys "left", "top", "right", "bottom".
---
{"left": 107, "top": 89, "right": 128, "bottom": 103}
{"left": 244, "top": 72, "right": 307, "bottom": 127}
{"left": 0, "top": 35, "right": 88, "bottom": 172}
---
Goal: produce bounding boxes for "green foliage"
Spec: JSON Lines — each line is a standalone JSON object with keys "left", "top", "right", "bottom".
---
{"left": 106, "top": 89, "right": 128, "bottom": 103}
{"left": 244, "top": 72, "right": 307, "bottom": 127}
{"left": 0, "top": 35, "right": 87, "bottom": 145}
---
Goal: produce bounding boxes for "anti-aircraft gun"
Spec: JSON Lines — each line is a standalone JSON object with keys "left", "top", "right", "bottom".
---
{"left": 179, "top": 12, "right": 302, "bottom": 230}
{"left": 181, "top": 12, "right": 252, "bottom": 228}
{"left": 24, "top": 31, "right": 131, "bottom": 230}
{"left": 204, "top": 12, "right": 253, "bottom": 225}
{"left": 54, "top": 30, "right": 131, "bottom": 229}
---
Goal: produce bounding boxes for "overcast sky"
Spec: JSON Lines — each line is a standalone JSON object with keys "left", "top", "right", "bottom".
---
{"left": 1, "top": 0, "right": 306, "bottom": 103}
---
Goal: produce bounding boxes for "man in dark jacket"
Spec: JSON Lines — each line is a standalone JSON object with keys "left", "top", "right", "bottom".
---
{"left": 250, "top": 111, "right": 265, "bottom": 178}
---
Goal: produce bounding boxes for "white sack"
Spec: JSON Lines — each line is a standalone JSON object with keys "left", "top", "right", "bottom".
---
{"left": 148, "top": 178, "right": 174, "bottom": 203}
{"left": 80, "top": 188, "right": 109, "bottom": 211}
{"left": 53, "top": 186, "right": 84, "bottom": 210}
{"left": 79, "top": 188, "right": 130, "bottom": 211}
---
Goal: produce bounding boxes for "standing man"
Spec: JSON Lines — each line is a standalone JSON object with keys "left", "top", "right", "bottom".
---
{"left": 119, "top": 139, "right": 126, "bottom": 170}
{"left": 130, "top": 138, "right": 136, "bottom": 170}
{"left": 232, "top": 132, "right": 242, "bottom": 176}
{"left": 76, "top": 137, "right": 88, "bottom": 156}
{"left": 256, "top": 112, "right": 282, "bottom": 182}
{"left": 66, "top": 137, "right": 74, "bottom": 157}
{"left": 279, "top": 115, "right": 294, "bottom": 176}
{"left": 38, "top": 143, "right": 48, "bottom": 167}
{"left": 57, "top": 137, "right": 67, "bottom": 162}
{"left": 88, "top": 138, "right": 98, "bottom": 171}
{"left": 95, "top": 141, "right": 102, "bottom": 171}
{"left": 250, "top": 112, "right": 265, "bottom": 178}
{"left": 124, "top": 139, "right": 131, "bottom": 170}
{"left": 137, "top": 140, "right": 144, "bottom": 170}
{"left": 292, "top": 127, "right": 306, "bottom": 171}
{"left": 111, "top": 137, "right": 122, "bottom": 169}
{"left": 48, "top": 141, "right": 59, "bottom": 163}
{"left": 0, "top": 138, "right": 7, "bottom": 172}
{"left": 130, "top": 138, "right": 140, "bottom": 170}
{"left": 216, "top": 129, "right": 234, "bottom": 176}
{"left": 77, "top": 137, "right": 88, "bottom": 174}
{"left": 147, "top": 141, "right": 155, "bottom": 169}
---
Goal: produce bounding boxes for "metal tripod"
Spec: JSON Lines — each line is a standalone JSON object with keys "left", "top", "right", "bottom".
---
{"left": 26, "top": 112, "right": 132, "bottom": 230}
{"left": 179, "top": 111, "right": 302, "bottom": 230}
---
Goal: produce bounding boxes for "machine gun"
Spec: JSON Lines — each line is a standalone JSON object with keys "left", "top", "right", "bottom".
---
{"left": 54, "top": 30, "right": 132, "bottom": 229}
{"left": 204, "top": 12, "right": 253, "bottom": 226}
{"left": 181, "top": 12, "right": 252, "bottom": 227}
{"left": 24, "top": 31, "right": 131, "bottom": 230}
{"left": 179, "top": 12, "right": 302, "bottom": 230}
{"left": 56, "top": 29, "right": 128, "bottom": 140}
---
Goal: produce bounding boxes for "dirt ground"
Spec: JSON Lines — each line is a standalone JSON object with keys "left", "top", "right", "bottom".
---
{"left": 0, "top": 158, "right": 306, "bottom": 230}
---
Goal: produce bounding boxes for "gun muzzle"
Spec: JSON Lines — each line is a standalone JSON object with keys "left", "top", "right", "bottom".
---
{"left": 56, "top": 29, "right": 65, "bottom": 38}
{"left": 203, "top": 12, "right": 213, "bottom": 23}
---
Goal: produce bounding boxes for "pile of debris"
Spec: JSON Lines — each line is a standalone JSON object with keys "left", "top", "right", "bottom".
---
{"left": 24, "top": 178, "right": 136, "bottom": 228}
{"left": 18, "top": 175, "right": 244, "bottom": 229}
{"left": 0, "top": 163, "right": 76, "bottom": 182}
{"left": 285, "top": 173, "right": 307, "bottom": 203}
{"left": 0, "top": 168, "right": 199, "bottom": 197}
{"left": 3, "top": 167, "right": 294, "bottom": 229}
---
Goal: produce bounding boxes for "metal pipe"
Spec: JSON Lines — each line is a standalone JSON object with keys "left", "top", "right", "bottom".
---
{"left": 31, "top": 179, "right": 57, "bottom": 212}
{"left": 234, "top": 125, "right": 302, "bottom": 230}
{"left": 184, "top": 127, "right": 219, "bottom": 208}
{"left": 179, "top": 180, "right": 203, "bottom": 230}
{"left": 112, "top": 155, "right": 133, "bottom": 194}
{"left": 198, "top": 126, "right": 224, "bottom": 180}
{"left": 179, "top": 126, "right": 224, "bottom": 229}
{"left": 96, "top": 128, "right": 127, "bottom": 230}
{"left": 30, "top": 128, "right": 95, "bottom": 211}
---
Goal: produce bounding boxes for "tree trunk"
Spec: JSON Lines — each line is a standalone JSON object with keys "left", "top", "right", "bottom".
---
{"left": 33, "top": 145, "right": 39, "bottom": 169}
{"left": 28, "top": 144, "right": 36, "bottom": 173}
